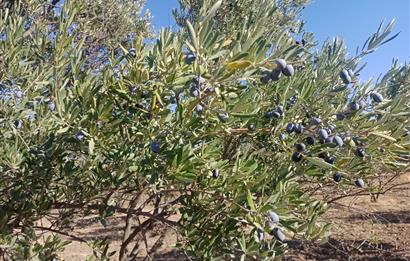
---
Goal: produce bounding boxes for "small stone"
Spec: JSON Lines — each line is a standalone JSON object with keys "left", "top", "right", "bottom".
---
{"left": 287, "top": 95, "right": 297, "bottom": 109}
{"left": 271, "top": 228, "right": 285, "bottom": 242}
{"left": 195, "top": 104, "right": 204, "bottom": 114}
{"left": 325, "top": 156, "right": 336, "bottom": 164}
{"left": 355, "top": 178, "right": 365, "bottom": 188}
{"left": 268, "top": 211, "right": 280, "bottom": 223}
{"left": 128, "top": 85, "right": 138, "bottom": 95}
{"left": 238, "top": 79, "right": 248, "bottom": 87}
{"left": 193, "top": 76, "right": 206, "bottom": 86}
{"left": 265, "top": 110, "right": 280, "bottom": 119}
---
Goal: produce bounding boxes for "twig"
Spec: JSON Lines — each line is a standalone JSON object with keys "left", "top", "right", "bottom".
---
{"left": 17, "top": 225, "right": 87, "bottom": 243}
{"left": 119, "top": 194, "right": 141, "bottom": 261}
{"left": 138, "top": 217, "right": 151, "bottom": 261}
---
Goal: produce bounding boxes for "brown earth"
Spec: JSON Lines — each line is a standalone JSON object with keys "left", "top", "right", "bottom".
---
{"left": 285, "top": 171, "right": 410, "bottom": 261}
{"left": 53, "top": 171, "right": 410, "bottom": 261}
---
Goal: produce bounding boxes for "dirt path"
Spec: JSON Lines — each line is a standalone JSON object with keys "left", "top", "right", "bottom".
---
{"left": 55, "top": 172, "right": 410, "bottom": 260}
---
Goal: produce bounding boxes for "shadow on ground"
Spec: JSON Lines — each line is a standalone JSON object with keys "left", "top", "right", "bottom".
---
{"left": 285, "top": 238, "right": 409, "bottom": 261}
{"left": 130, "top": 237, "right": 409, "bottom": 261}
{"left": 347, "top": 211, "right": 410, "bottom": 224}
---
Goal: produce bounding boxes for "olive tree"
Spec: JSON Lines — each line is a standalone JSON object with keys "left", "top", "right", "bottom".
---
{"left": 0, "top": 0, "right": 409, "bottom": 260}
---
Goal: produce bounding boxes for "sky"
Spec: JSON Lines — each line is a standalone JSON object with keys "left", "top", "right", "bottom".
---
{"left": 145, "top": 0, "right": 410, "bottom": 81}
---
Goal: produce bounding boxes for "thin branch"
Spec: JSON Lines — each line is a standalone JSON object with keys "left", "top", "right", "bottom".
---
{"left": 327, "top": 181, "right": 410, "bottom": 204}
{"left": 119, "top": 194, "right": 141, "bottom": 261}
{"left": 138, "top": 217, "right": 151, "bottom": 261}
{"left": 17, "top": 225, "right": 87, "bottom": 243}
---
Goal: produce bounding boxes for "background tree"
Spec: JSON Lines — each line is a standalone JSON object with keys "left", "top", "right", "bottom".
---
{"left": 0, "top": 0, "right": 152, "bottom": 69}
{"left": 0, "top": 0, "right": 409, "bottom": 260}
{"left": 174, "top": 0, "right": 309, "bottom": 36}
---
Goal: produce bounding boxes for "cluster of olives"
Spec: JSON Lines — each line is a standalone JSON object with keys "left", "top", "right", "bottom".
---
{"left": 286, "top": 122, "right": 304, "bottom": 134}
{"left": 256, "top": 210, "right": 284, "bottom": 242}
{"left": 295, "top": 39, "right": 307, "bottom": 46}
{"left": 128, "top": 85, "right": 138, "bottom": 95}
{"left": 39, "top": 89, "right": 56, "bottom": 112}
{"left": 286, "top": 95, "right": 298, "bottom": 109}
{"left": 261, "top": 59, "right": 295, "bottom": 84}
{"left": 189, "top": 76, "right": 212, "bottom": 98}
{"left": 333, "top": 172, "right": 365, "bottom": 188}
{"left": 280, "top": 111, "right": 370, "bottom": 188}
{"left": 127, "top": 86, "right": 153, "bottom": 114}
{"left": 187, "top": 76, "right": 228, "bottom": 120}
{"left": 265, "top": 105, "right": 284, "bottom": 119}
{"left": 286, "top": 117, "right": 344, "bottom": 164}
{"left": 336, "top": 91, "right": 384, "bottom": 121}
{"left": 340, "top": 68, "right": 384, "bottom": 102}
{"left": 189, "top": 76, "right": 205, "bottom": 97}
{"left": 339, "top": 68, "right": 355, "bottom": 84}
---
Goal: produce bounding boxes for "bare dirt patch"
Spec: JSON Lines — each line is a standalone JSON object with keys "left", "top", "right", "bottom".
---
{"left": 53, "top": 172, "right": 410, "bottom": 260}
{"left": 285, "top": 171, "right": 410, "bottom": 261}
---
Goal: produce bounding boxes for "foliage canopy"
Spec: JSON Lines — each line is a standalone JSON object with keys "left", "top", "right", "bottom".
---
{"left": 0, "top": 0, "right": 409, "bottom": 260}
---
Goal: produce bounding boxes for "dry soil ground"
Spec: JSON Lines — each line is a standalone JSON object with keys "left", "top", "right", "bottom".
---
{"left": 54, "top": 171, "right": 410, "bottom": 261}
{"left": 285, "top": 171, "right": 410, "bottom": 261}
